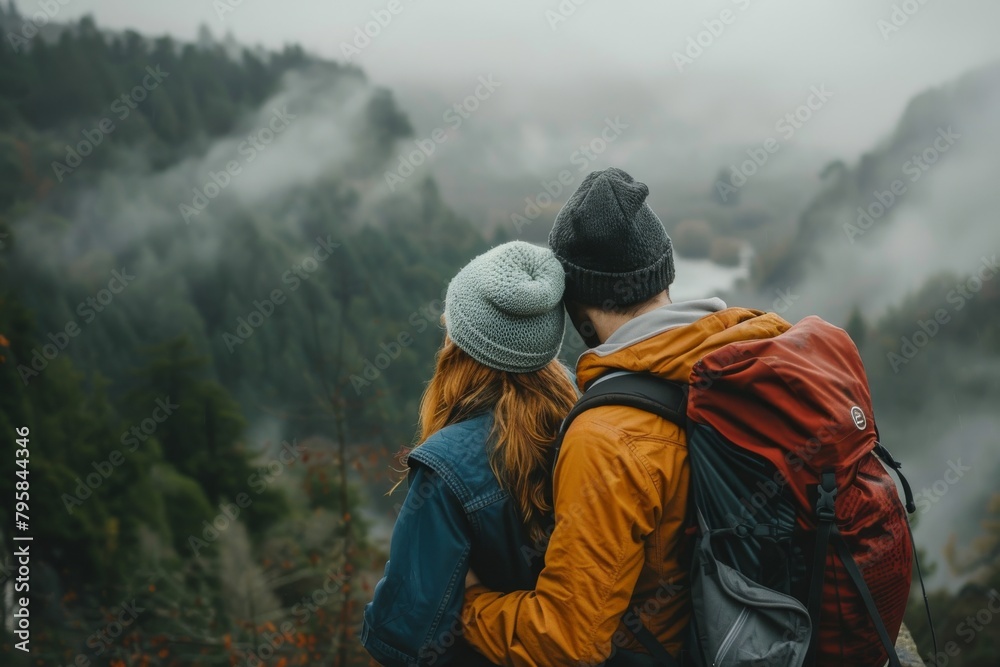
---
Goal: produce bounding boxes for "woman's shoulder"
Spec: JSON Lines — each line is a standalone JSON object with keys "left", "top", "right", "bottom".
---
{"left": 409, "top": 413, "right": 492, "bottom": 462}
{"left": 407, "top": 413, "right": 501, "bottom": 503}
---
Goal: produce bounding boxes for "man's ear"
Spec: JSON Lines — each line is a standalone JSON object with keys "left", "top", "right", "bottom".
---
{"left": 578, "top": 319, "right": 601, "bottom": 348}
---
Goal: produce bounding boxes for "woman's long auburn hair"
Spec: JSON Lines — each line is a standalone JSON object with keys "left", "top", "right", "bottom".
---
{"left": 407, "top": 337, "right": 578, "bottom": 542}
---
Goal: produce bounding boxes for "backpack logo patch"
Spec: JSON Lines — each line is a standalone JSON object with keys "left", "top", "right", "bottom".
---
{"left": 851, "top": 406, "right": 867, "bottom": 430}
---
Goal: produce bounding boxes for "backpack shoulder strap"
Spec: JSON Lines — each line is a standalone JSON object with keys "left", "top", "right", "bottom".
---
{"left": 808, "top": 470, "right": 904, "bottom": 667}
{"left": 552, "top": 372, "right": 689, "bottom": 468}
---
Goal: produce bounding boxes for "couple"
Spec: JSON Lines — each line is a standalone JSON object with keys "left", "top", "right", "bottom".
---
{"left": 362, "top": 167, "right": 791, "bottom": 666}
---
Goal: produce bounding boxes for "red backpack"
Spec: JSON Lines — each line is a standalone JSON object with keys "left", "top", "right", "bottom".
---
{"left": 557, "top": 316, "right": 931, "bottom": 666}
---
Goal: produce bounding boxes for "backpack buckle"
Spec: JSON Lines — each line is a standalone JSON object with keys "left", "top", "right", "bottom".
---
{"left": 815, "top": 471, "right": 838, "bottom": 523}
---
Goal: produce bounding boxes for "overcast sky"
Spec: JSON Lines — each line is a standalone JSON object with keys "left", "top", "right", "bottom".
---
{"left": 22, "top": 0, "right": 1000, "bottom": 160}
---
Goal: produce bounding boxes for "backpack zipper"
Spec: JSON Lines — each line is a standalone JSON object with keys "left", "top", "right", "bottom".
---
{"left": 713, "top": 607, "right": 750, "bottom": 666}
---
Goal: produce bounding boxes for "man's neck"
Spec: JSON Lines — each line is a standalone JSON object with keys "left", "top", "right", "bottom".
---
{"left": 594, "top": 293, "right": 672, "bottom": 343}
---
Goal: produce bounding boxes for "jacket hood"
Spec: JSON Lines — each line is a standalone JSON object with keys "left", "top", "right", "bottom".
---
{"left": 576, "top": 304, "right": 792, "bottom": 389}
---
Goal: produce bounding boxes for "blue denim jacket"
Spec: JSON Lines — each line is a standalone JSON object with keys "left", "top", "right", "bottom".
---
{"left": 361, "top": 413, "right": 546, "bottom": 666}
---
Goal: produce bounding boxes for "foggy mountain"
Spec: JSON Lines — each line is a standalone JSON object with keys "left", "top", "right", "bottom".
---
{"left": 3, "top": 35, "right": 485, "bottom": 443}
{"left": 751, "top": 60, "right": 1000, "bottom": 322}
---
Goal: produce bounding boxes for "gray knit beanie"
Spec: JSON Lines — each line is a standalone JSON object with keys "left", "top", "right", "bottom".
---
{"left": 548, "top": 167, "right": 675, "bottom": 308}
{"left": 444, "top": 241, "right": 566, "bottom": 373}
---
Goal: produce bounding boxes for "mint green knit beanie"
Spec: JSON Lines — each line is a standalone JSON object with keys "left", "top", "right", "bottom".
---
{"left": 444, "top": 241, "right": 566, "bottom": 373}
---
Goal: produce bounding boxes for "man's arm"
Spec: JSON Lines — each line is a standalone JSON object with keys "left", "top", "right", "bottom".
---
{"left": 461, "top": 417, "right": 665, "bottom": 667}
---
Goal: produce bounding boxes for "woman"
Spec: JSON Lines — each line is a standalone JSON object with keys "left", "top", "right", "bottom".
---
{"left": 362, "top": 241, "right": 578, "bottom": 666}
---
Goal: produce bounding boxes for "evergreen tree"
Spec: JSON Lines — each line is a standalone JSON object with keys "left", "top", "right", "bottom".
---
{"left": 845, "top": 305, "right": 868, "bottom": 348}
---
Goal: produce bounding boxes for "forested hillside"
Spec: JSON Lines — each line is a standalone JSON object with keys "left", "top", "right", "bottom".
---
{"left": 0, "top": 13, "right": 488, "bottom": 666}
{"left": 860, "top": 273, "right": 1000, "bottom": 666}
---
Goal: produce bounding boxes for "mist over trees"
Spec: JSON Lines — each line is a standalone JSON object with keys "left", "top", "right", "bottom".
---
{"left": 0, "top": 13, "right": 487, "bottom": 665}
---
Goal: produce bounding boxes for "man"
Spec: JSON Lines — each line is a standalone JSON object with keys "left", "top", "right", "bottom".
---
{"left": 461, "top": 167, "right": 791, "bottom": 665}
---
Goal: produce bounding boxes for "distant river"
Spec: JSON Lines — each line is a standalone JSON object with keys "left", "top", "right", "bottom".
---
{"left": 669, "top": 248, "right": 753, "bottom": 302}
